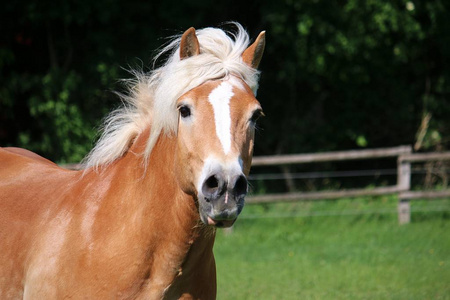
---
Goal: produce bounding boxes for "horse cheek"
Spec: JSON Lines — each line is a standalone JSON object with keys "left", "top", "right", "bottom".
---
{"left": 241, "top": 129, "right": 255, "bottom": 176}
{"left": 174, "top": 138, "right": 198, "bottom": 196}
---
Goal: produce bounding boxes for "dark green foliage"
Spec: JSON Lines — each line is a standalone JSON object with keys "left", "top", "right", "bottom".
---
{"left": 1, "top": 0, "right": 449, "bottom": 162}
{"left": 259, "top": 0, "right": 450, "bottom": 154}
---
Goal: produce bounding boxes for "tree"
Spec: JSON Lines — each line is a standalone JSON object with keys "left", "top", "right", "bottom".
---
{"left": 1, "top": 0, "right": 449, "bottom": 163}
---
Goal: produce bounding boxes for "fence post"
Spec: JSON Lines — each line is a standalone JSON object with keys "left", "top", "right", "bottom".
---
{"left": 398, "top": 199, "right": 410, "bottom": 224}
{"left": 397, "top": 150, "right": 412, "bottom": 224}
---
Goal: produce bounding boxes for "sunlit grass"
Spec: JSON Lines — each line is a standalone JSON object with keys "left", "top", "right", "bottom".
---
{"left": 214, "top": 197, "right": 450, "bottom": 299}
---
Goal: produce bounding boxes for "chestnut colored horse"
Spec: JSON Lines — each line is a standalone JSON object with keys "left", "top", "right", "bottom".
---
{"left": 0, "top": 24, "right": 265, "bottom": 299}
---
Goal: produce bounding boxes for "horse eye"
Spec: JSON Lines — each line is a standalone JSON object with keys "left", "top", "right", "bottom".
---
{"left": 179, "top": 105, "right": 191, "bottom": 118}
{"left": 250, "top": 109, "right": 264, "bottom": 124}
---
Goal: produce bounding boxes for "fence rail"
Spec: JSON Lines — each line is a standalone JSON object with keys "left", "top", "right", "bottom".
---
{"left": 248, "top": 145, "right": 450, "bottom": 224}
{"left": 251, "top": 146, "right": 412, "bottom": 166}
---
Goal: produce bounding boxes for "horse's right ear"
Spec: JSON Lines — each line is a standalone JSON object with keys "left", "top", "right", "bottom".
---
{"left": 180, "top": 27, "right": 200, "bottom": 60}
{"left": 242, "top": 31, "right": 266, "bottom": 69}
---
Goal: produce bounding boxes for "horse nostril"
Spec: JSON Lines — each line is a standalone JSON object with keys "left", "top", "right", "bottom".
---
{"left": 233, "top": 175, "right": 248, "bottom": 197}
{"left": 202, "top": 175, "right": 220, "bottom": 197}
{"left": 205, "top": 175, "right": 219, "bottom": 189}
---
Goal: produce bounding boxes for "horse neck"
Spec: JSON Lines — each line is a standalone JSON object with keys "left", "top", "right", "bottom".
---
{"left": 97, "top": 130, "right": 216, "bottom": 275}
{"left": 109, "top": 130, "right": 202, "bottom": 237}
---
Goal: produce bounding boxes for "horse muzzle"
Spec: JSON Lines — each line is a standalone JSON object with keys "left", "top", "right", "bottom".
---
{"left": 198, "top": 173, "right": 247, "bottom": 228}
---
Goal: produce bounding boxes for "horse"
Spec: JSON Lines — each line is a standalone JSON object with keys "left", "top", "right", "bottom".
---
{"left": 0, "top": 23, "right": 265, "bottom": 299}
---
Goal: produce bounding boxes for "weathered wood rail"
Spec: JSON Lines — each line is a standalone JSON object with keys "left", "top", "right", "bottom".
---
{"left": 248, "top": 145, "right": 450, "bottom": 224}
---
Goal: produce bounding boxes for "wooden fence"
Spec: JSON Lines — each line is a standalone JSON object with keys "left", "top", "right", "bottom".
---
{"left": 63, "top": 145, "right": 450, "bottom": 224}
{"left": 248, "top": 145, "right": 450, "bottom": 224}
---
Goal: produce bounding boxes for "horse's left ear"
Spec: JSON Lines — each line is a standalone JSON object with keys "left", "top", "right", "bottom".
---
{"left": 242, "top": 31, "right": 266, "bottom": 69}
{"left": 180, "top": 27, "right": 200, "bottom": 60}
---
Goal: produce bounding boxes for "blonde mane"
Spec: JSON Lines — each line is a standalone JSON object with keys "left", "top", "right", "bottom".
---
{"left": 82, "top": 23, "right": 260, "bottom": 169}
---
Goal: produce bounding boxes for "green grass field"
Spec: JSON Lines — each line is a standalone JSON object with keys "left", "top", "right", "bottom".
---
{"left": 214, "top": 197, "right": 450, "bottom": 299}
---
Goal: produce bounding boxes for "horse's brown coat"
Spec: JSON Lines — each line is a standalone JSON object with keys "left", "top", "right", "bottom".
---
{"left": 0, "top": 26, "right": 264, "bottom": 299}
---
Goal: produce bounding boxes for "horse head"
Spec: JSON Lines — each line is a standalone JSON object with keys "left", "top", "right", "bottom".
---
{"left": 173, "top": 28, "right": 265, "bottom": 227}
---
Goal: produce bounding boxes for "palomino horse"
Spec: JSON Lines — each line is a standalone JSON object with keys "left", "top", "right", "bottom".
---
{"left": 0, "top": 23, "right": 265, "bottom": 299}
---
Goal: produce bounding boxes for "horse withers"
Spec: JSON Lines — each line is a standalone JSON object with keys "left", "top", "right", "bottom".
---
{"left": 0, "top": 23, "right": 265, "bottom": 299}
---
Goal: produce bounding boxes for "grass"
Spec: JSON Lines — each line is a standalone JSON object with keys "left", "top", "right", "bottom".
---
{"left": 214, "top": 197, "right": 450, "bottom": 299}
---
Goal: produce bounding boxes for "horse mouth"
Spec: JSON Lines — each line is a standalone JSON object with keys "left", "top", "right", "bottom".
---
{"left": 197, "top": 190, "right": 245, "bottom": 228}
{"left": 206, "top": 216, "right": 236, "bottom": 228}
{"left": 199, "top": 207, "right": 240, "bottom": 228}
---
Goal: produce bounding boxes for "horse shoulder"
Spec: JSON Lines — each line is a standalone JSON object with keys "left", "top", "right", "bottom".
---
{"left": 0, "top": 148, "right": 81, "bottom": 299}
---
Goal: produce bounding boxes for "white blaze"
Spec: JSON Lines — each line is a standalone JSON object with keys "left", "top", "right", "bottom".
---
{"left": 208, "top": 82, "right": 234, "bottom": 154}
